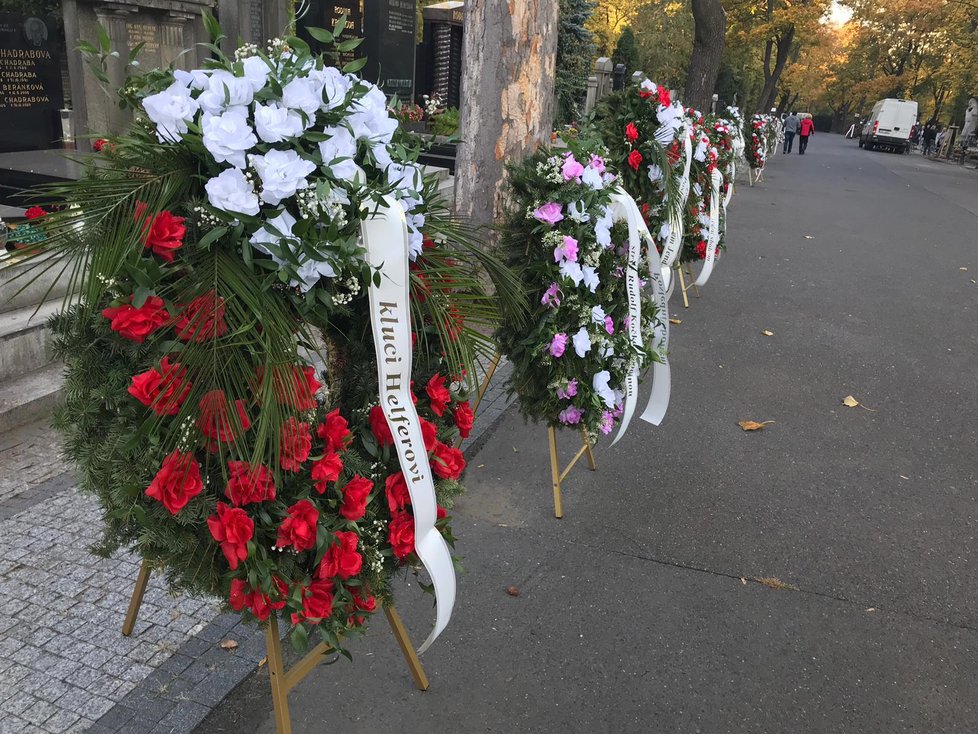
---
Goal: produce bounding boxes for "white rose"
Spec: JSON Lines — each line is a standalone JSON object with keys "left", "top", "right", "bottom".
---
{"left": 249, "top": 210, "right": 297, "bottom": 258}
{"left": 591, "top": 305, "right": 606, "bottom": 324}
{"left": 581, "top": 265, "right": 599, "bottom": 293}
{"left": 318, "top": 125, "right": 360, "bottom": 181}
{"left": 197, "top": 70, "right": 255, "bottom": 116}
{"left": 567, "top": 200, "right": 591, "bottom": 223}
{"left": 348, "top": 83, "right": 398, "bottom": 144}
{"left": 573, "top": 328, "right": 592, "bottom": 358}
{"left": 205, "top": 168, "right": 259, "bottom": 216}
{"left": 581, "top": 166, "right": 604, "bottom": 190}
{"left": 202, "top": 106, "right": 257, "bottom": 168}
{"left": 310, "top": 65, "right": 352, "bottom": 111}
{"left": 240, "top": 55, "right": 270, "bottom": 93}
{"left": 250, "top": 149, "right": 317, "bottom": 205}
{"left": 282, "top": 75, "right": 325, "bottom": 118}
{"left": 292, "top": 257, "right": 336, "bottom": 292}
{"left": 254, "top": 102, "right": 305, "bottom": 143}
{"left": 559, "top": 260, "right": 584, "bottom": 286}
{"left": 173, "top": 68, "right": 210, "bottom": 90}
{"left": 142, "top": 81, "right": 199, "bottom": 143}
{"left": 593, "top": 370, "right": 616, "bottom": 409}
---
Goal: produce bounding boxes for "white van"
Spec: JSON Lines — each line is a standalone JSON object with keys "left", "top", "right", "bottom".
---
{"left": 859, "top": 98, "right": 918, "bottom": 152}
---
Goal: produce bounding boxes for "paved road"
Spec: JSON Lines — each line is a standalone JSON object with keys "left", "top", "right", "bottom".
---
{"left": 198, "top": 134, "right": 978, "bottom": 733}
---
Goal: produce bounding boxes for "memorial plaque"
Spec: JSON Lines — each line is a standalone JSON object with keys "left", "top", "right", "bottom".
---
{"left": 421, "top": 2, "right": 463, "bottom": 109}
{"left": 0, "top": 13, "right": 64, "bottom": 152}
{"left": 362, "top": 0, "right": 417, "bottom": 99}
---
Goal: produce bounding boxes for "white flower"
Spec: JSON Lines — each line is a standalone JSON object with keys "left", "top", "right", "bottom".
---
{"left": 173, "top": 69, "right": 210, "bottom": 90}
{"left": 371, "top": 141, "right": 393, "bottom": 169}
{"left": 240, "top": 55, "right": 271, "bottom": 93}
{"left": 591, "top": 305, "right": 606, "bottom": 324}
{"left": 582, "top": 265, "right": 599, "bottom": 293}
{"left": 647, "top": 164, "right": 663, "bottom": 183}
{"left": 595, "top": 207, "right": 613, "bottom": 247}
{"left": 202, "top": 106, "right": 257, "bottom": 168}
{"left": 348, "top": 84, "right": 398, "bottom": 144}
{"left": 254, "top": 102, "right": 305, "bottom": 143}
{"left": 659, "top": 221, "right": 671, "bottom": 241}
{"left": 282, "top": 74, "right": 325, "bottom": 117}
{"left": 593, "top": 370, "right": 616, "bottom": 408}
{"left": 559, "top": 260, "right": 583, "bottom": 286}
{"left": 640, "top": 79, "right": 656, "bottom": 92}
{"left": 205, "top": 168, "right": 259, "bottom": 216}
{"left": 573, "top": 328, "right": 592, "bottom": 357}
{"left": 250, "top": 149, "right": 317, "bottom": 205}
{"left": 319, "top": 125, "right": 360, "bottom": 180}
{"left": 567, "top": 200, "right": 590, "bottom": 223}
{"left": 694, "top": 137, "right": 709, "bottom": 162}
{"left": 388, "top": 162, "right": 423, "bottom": 192}
{"left": 142, "top": 81, "right": 199, "bottom": 143}
{"left": 249, "top": 209, "right": 297, "bottom": 257}
{"left": 311, "top": 65, "right": 351, "bottom": 111}
{"left": 293, "top": 257, "right": 336, "bottom": 292}
{"left": 581, "top": 166, "right": 604, "bottom": 189}
{"left": 197, "top": 70, "right": 255, "bottom": 115}
{"left": 601, "top": 344, "right": 616, "bottom": 358}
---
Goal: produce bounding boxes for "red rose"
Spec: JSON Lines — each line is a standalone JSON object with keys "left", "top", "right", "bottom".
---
{"left": 197, "top": 390, "right": 251, "bottom": 446}
{"left": 24, "top": 205, "right": 47, "bottom": 220}
{"left": 316, "top": 408, "right": 351, "bottom": 452}
{"left": 299, "top": 579, "right": 334, "bottom": 622}
{"left": 128, "top": 356, "right": 190, "bottom": 416}
{"left": 638, "top": 89, "right": 653, "bottom": 100}
{"left": 432, "top": 441, "right": 466, "bottom": 480}
{"left": 627, "top": 149, "right": 643, "bottom": 171}
{"left": 338, "top": 476, "right": 373, "bottom": 521}
{"left": 385, "top": 471, "right": 410, "bottom": 512}
{"left": 453, "top": 401, "right": 474, "bottom": 439}
{"left": 658, "top": 86, "right": 671, "bottom": 106}
{"left": 695, "top": 240, "right": 707, "bottom": 259}
{"left": 225, "top": 461, "right": 276, "bottom": 505}
{"left": 102, "top": 296, "right": 170, "bottom": 343}
{"left": 667, "top": 140, "right": 681, "bottom": 165}
{"left": 625, "top": 122, "right": 639, "bottom": 142}
{"left": 207, "top": 501, "right": 254, "bottom": 570}
{"left": 368, "top": 405, "right": 394, "bottom": 447}
{"left": 311, "top": 451, "right": 343, "bottom": 493}
{"left": 280, "top": 418, "right": 312, "bottom": 472}
{"left": 146, "top": 450, "right": 203, "bottom": 514}
{"left": 420, "top": 418, "right": 438, "bottom": 451}
{"left": 93, "top": 138, "right": 109, "bottom": 152}
{"left": 317, "top": 531, "right": 362, "bottom": 580}
{"left": 347, "top": 588, "right": 377, "bottom": 625}
{"left": 174, "top": 291, "right": 228, "bottom": 343}
{"left": 388, "top": 510, "right": 415, "bottom": 559}
{"left": 275, "top": 499, "right": 319, "bottom": 552}
{"left": 426, "top": 374, "right": 451, "bottom": 417}
{"left": 230, "top": 577, "right": 286, "bottom": 620}
{"left": 229, "top": 578, "right": 250, "bottom": 611}
{"left": 437, "top": 506, "right": 448, "bottom": 520}
{"left": 140, "top": 209, "right": 186, "bottom": 263}
{"left": 261, "top": 364, "right": 321, "bottom": 411}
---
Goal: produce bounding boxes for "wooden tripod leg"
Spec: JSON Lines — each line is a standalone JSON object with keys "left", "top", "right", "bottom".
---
{"left": 122, "top": 560, "right": 152, "bottom": 636}
{"left": 548, "top": 426, "right": 563, "bottom": 519}
{"left": 473, "top": 352, "right": 502, "bottom": 414}
{"left": 384, "top": 605, "right": 429, "bottom": 691}
{"left": 677, "top": 267, "right": 690, "bottom": 309}
{"left": 580, "top": 429, "right": 596, "bottom": 471}
{"left": 685, "top": 263, "right": 700, "bottom": 298}
{"left": 265, "top": 617, "right": 293, "bottom": 734}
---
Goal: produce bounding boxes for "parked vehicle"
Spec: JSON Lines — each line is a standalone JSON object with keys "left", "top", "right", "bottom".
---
{"left": 858, "top": 99, "right": 918, "bottom": 152}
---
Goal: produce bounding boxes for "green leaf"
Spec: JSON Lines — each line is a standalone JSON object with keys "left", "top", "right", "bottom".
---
{"left": 197, "top": 226, "right": 229, "bottom": 250}
{"left": 305, "top": 26, "right": 334, "bottom": 43}
{"left": 335, "top": 38, "right": 363, "bottom": 52}
{"left": 333, "top": 13, "right": 349, "bottom": 33}
{"left": 290, "top": 624, "right": 310, "bottom": 651}
{"left": 97, "top": 24, "right": 111, "bottom": 54}
{"left": 342, "top": 57, "right": 368, "bottom": 74}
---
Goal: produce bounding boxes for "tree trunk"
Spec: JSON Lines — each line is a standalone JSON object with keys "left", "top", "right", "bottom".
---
{"left": 683, "top": 0, "right": 726, "bottom": 111}
{"left": 755, "top": 27, "right": 795, "bottom": 113}
{"left": 454, "top": 0, "right": 561, "bottom": 229}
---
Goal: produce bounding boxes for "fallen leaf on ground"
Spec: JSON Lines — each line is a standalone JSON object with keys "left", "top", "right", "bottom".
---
{"left": 219, "top": 639, "right": 238, "bottom": 650}
{"left": 755, "top": 576, "right": 798, "bottom": 591}
{"left": 506, "top": 586, "right": 521, "bottom": 597}
{"left": 669, "top": 318, "right": 683, "bottom": 325}
{"left": 960, "top": 267, "right": 969, "bottom": 271}
{"left": 842, "top": 395, "right": 877, "bottom": 411}
{"left": 865, "top": 608, "right": 876, "bottom": 613}
{"left": 258, "top": 656, "right": 267, "bottom": 668}
{"left": 804, "top": 235, "right": 815, "bottom": 239}
{"left": 477, "top": 464, "right": 485, "bottom": 468}
{"left": 738, "top": 420, "right": 774, "bottom": 431}
{"left": 899, "top": 475, "right": 909, "bottom": 480}
{"left": 762, "top": 329, "right": 774, "bottom": 336}
{"left": 741, "top": 577, "right": 747, "bottom": 585}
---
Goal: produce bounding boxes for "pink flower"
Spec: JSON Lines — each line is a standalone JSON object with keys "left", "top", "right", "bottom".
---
{"left": 589, "top": 155, "right": 606, "bottom": 173}
{"left": 561, "top": 154, "right": 584, "bottom": 181}
{"left": 541, "top": 282, "right": 561, "bottom": 307}
{"left": 532, "top": 202, "right": 564, "bottom": 225}
{"left": 556, "top": 379, "right": 578, "bottom": 400}
{"left": 600, "top": 411, "right": 615, "bottom": 434}
{"left": 623, "top": 315, "right": 632, "bottom": 330}
{"left": 549, "top": 332, "right": 568, "bottom": 358}
{"left": 604, "top": 316, "right": 615, "bottom": 335}
{"left": 553, "top": 235, "right": 578, "bottom": 263}
{"left": 559, "top": 406, "right": 583, "bottom": 425}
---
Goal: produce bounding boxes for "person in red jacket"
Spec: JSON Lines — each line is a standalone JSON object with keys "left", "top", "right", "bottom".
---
{"left": 799, "top": 116, "right": 815, "bottom": 154}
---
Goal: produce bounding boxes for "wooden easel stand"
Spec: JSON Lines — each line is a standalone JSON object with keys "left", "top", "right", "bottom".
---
{"left": 676, "top": 262, "right": 700, "bottom": 309}
{"left": 547, "top": 426, "right": 597, "bottom": 518}
{"left": 123, "top": 561, "right": 428, "bottom": 734}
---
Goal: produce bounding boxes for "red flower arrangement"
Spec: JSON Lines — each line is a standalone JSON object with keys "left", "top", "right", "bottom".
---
{"left": 102, "top": 296, "right": 170, "bottom": 343}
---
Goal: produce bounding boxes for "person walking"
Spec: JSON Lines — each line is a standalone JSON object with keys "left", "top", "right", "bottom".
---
{"left": 783, "top": 111, "right": 800, "bottom": 153}
{"left": 922, "top": 122, "right": 937, "bottom": 156}
{"left": 798, "top": 116, "right": 815, "bottom": 154}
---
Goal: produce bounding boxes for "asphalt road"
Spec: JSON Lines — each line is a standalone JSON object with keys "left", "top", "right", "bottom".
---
{"left": 197, "top": 134, "right": 978, "bottom": 734}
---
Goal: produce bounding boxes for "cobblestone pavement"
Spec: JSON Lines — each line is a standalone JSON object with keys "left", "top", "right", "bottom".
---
{"left": 0, "top": 360, "right": 516, "bottom": 734}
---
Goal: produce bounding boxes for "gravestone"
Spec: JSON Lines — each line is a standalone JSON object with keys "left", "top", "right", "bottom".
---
{"left": 298, "top": 0, "right": 363, "bottom": 68}
{"left": 361, "top": 0, "right": 417, "bottom": 100}
{"left": 0, "top": 12, "right": 65, "bottom": 152}
{"left": 420, "top": 1, "right": 463, "bottom": 109}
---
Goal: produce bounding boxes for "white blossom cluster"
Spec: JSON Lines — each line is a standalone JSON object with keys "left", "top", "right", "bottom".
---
{"left": 140, "top": 43, "right": 429, "bottom": 293}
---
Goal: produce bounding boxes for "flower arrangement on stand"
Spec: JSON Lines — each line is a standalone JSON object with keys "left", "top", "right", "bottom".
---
{"left": 747, "top": 114, "right": 768, "bottom": 170}
{"left": 677, "top": 108, "right": 719, "bottom": 266}
{"left": 494, "top": 139, "right": 661, "bottom": 440}
{"left": 706, "top": 115, "right": 736, "bottom": 249}
{"left": 17, "top": 17, "right": 521, "bottom": 658}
